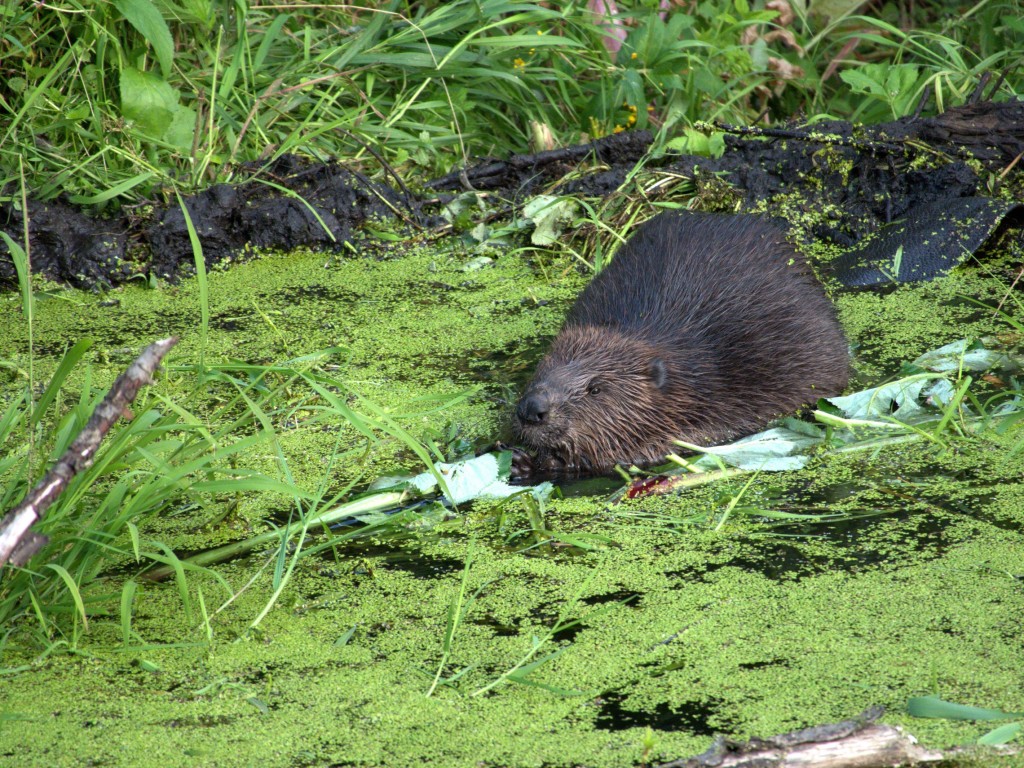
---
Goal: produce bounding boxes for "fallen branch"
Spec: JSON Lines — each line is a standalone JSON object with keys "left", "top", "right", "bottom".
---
{"left": 658, "top": 707, "right": 944, "bottom": 768}
{"left": 0, "top": 337, "right": 178, "bottom": 569}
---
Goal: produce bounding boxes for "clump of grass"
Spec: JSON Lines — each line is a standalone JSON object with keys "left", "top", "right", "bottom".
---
{"left": 0, "top": 344, "right": 474, "bottom": 654}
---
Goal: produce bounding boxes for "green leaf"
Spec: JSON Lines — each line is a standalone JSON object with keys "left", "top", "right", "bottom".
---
{"left": 826, "top": 374, "right": 940, "bottom": 421}
{"left": 522, "top": 195, "right": 578, "bottom": 246}
{"left": 809, "top": 0, "right": 869, "bottom": 18}
{"left": 246, "top": 697, "right": 269, "bottom": 714}
{"left": 67, "top": 172, "right": 156, "bottom": 205}
{"left": 685, "top": 426, "right": 822, "bottom": 471}
{"left": 978, "top": 723, "right": 1022, "bottom": 746}
{"left": 120, "top": 580, "right": 138, "bottom": 646}
{"left": 838, "top": 69, "right": 887, "bottom": 97}
{"left": 116, "top": 66, "right": 195, "bottom": 151}
{"left": 189, "top": 474, "right": 313, "bottom": 497}
{"left": 886, "top": 64, "right": 919, "bottom": 97}
{"left": 912, "top": 339, "right": 1023, "bottom": 373}
{"left": 253, "top": 13, "right": 292, "bottom": 72}
{"left": 334, "top": 625, "right": 358, "bottom": 647}
{"left": 120, "top": 67, "right": 176, "bottom": 136}
{"left": 330, "top": 4, "right": 391, "bottom": 71}
{"left": 470, "top": 33, "right": 581, "bottom": 50}
{"left": 0, "top": 231, "right": 31, "bottom": 320}
{"left": 372, "top": 453, "right": 552, "bottom": 506}
{"left": 164, "top": 104, "right": 197, "bottom": 152}
{"left": 43, "top": 564, "right": 88, "bottom": 630}
{"left": 113, "top": 0, "right": 174, "bottom": 79}
{"left": 908, "top": 695, "right": 1024, "bottom": 721}
{"left": 665, "top": 128, "right": 726, "bottom": 158}
{"left": 30, "top": 338, "right": 94, "bottom": 428}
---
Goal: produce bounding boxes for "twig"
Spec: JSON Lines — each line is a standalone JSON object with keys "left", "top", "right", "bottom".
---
{"left": 340, "top": 129, "right": 421, "bottom": 222}
{"left": 0, "top": 337, "right": 178, "bottom": 569}
{"left": 911, "top": 86, "right": 932, "bottom": 120}
{"left": 987, "top": 68, "right": 1012, "bottom": 101}
{"left": 969, "top": 72, "right": 992, "bottom": 105}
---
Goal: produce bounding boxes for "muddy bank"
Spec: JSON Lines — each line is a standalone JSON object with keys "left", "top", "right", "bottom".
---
{"left": 0, "top": 156, "right": 417, "bottom": 289}
{"left": 2, "top": 100, "right": 1023, "bottom": 290}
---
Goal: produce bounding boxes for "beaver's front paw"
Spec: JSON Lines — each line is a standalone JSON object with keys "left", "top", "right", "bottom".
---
{"left": 509, "top": 446, "right": 538, "bottom": 480}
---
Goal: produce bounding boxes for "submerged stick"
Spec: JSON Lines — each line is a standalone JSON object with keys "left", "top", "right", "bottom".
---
{"left": 0, "top": 337, "right": 178, "bottom": 569}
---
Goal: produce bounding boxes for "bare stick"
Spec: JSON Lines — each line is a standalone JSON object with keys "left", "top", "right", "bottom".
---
{"left": 0, "top": 337, "right": 179, "bottom": 569}
{"left": 658, "top": 707, "right": 945, "bottom": 768}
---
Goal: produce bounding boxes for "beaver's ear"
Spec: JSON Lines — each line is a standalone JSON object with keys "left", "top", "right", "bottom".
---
{"left": 648, "top": 358, "right": 668, "bottom": 389}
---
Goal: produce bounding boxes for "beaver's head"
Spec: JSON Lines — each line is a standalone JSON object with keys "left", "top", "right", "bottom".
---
{"left": 514, "top": 326, "right": 690, "bottom": 473}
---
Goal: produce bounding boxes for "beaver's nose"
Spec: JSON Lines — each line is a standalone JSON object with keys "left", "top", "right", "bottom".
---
{"left": 516, "top": 394, "right": 548, "bottom": 425}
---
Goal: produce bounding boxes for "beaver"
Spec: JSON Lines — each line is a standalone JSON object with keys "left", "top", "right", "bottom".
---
{"left": 513, "top": 211, "right": 849, "bottom": 475}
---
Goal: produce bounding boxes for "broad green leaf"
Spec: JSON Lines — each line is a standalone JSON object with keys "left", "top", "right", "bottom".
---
{"left": 373, "top": 453, "right": 551, "bottom": 505}
{"left": 838, "top": 69, "right": 887, "bottom": 97}
{"left": 117, "top": 67, "right": 195, "bottom": 151}
{"left": 913, "top": 339, "right": 1023, "bottom": 373}
{"left": 113, "top": 0, "right": 174, "bottom": 78}
{"left": 827, "top": 374, "right": 941, "bottom": 421}
{"left": 685, "top": 426, "right": 822, "bottom": 472}
{"left": 522, "top": 195, "right": 578, "bottom": 246}
{"left": 120, "top": 67, "right": 176, "bottom": 136}
{"left": 164, "top": 103, "right": 197, "bottom": 151}
{"left": 886, "top": 64, "right": 919, "bottom": 98}
{"left": 665, "top": 128, "right": 726, "bottom": 158}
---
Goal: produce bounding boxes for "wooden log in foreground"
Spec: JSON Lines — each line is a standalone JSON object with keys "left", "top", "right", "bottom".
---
{"left": 0, "top": 337, "right": 178, "bottom": 569}
{"left": 659, "top": 707, "right": 946, "bottom": 768}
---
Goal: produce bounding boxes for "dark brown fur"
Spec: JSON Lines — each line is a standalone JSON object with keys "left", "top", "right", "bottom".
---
{"left": 514, "top": 211, "right": 849, "bottom": 474}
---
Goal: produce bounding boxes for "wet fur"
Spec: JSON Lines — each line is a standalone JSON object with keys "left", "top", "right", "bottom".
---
{"left": 514, "top": 211, "right": 849, "bottom": 473}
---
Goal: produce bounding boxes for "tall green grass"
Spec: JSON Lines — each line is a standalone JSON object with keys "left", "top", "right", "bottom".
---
{"left": 3, "top": 0, "right": 1019, "bottom": 210}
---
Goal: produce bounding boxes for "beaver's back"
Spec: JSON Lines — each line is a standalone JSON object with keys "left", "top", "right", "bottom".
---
{"left": 569, "top": 214, "right": 818, "bottom": 333}
{"left": 567, "top": 211, "right": 847, "bottom": 392}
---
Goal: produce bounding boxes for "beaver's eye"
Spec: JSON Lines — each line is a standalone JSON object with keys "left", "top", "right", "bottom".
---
{"left": 587, "top": 382, "right": 601, "bottom": 396}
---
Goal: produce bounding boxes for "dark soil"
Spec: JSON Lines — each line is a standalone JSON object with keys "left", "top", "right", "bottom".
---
{"left": 0, "top": 156, "right": 420, "bottom": 290}
{"left": 2, "top": 100, "right": 1023, "bottom": 290}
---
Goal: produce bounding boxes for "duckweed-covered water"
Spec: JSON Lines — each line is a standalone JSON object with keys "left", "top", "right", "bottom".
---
{"left": 1, "top": 238, "right": 1022, "bottom": 767}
